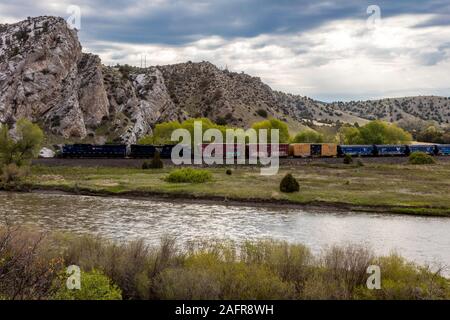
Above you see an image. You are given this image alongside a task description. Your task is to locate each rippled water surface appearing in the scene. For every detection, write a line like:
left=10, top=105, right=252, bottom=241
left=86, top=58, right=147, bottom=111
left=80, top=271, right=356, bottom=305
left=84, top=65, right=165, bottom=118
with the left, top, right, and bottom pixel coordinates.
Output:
left=1, top=192, right=449, bottom=271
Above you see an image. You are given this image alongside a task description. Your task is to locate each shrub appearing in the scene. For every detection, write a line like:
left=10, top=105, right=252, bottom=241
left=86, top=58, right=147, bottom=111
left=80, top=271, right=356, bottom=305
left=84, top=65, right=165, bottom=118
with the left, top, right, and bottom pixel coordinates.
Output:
left=256, top=109, right=268, bottom=118
left=0, top=119, right=44, bottom=166
left=339, top=120, right=412, bottom=145
left=142, top=161, right=150, bottom=170
left=1, top=163, right=27, bottom=184
left=226, top=169, right=232, bottom=175
left=292, top=130, right=324, bottom=143
left=53, top=269, right=122, bottom=300
left=280, top=173, right=299, bottom=193
left=252, top=119, right=290, bottom=143
left=0, top=228, right=64, bottom=300
left=166, top=168, right=212, bottom=183
left=409, top=151, right=435, bottom=165
left=343, top=154, right=353, bottom=164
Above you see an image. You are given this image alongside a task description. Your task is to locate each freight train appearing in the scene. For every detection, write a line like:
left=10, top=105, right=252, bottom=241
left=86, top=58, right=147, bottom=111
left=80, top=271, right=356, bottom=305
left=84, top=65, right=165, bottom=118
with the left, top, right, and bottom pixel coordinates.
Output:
left=57, top=143, right=450, bottom=159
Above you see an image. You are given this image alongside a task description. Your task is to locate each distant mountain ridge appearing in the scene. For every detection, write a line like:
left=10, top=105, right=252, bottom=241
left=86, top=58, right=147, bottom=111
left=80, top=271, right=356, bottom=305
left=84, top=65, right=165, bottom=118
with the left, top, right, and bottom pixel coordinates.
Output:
left=1, top=16, right=449, bottom=144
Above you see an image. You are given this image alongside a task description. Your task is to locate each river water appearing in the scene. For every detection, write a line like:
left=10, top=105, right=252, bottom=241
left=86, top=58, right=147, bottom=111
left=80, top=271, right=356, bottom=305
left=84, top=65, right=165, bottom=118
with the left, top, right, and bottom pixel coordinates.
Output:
left=1, top=192, right=449, bottom=271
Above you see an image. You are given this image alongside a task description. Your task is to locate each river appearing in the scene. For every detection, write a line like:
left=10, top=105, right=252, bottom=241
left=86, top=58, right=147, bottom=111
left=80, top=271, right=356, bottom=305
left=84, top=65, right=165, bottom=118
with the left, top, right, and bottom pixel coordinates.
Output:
left=1, top=192, right=449, bottom=272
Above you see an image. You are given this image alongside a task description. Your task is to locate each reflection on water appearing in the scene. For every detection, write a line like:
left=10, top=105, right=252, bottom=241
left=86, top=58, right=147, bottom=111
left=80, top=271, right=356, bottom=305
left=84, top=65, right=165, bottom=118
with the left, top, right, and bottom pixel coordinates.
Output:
left=1, top=192, right=449, bottom=272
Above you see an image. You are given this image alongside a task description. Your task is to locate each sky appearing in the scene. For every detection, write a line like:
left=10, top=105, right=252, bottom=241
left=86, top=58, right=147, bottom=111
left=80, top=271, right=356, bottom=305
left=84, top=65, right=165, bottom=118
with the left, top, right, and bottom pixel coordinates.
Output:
left=1, top=0, right=450, bottom=102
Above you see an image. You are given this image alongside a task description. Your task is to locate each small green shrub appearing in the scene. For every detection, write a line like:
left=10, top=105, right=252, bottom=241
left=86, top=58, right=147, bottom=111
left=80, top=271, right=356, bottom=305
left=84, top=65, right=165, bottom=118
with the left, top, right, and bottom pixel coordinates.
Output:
left=226, top=169, right=232, bottom=175
left=409, top=151, right=435, bottom=165
left=343, top=154, right=353, bottom=164
left=166, top=168, right=212, bottom=183
left=280, top=173, right=299, bottom=193
left=53, top=269, right=122, bottom=300
left=356, top=159, right=364, bottom=167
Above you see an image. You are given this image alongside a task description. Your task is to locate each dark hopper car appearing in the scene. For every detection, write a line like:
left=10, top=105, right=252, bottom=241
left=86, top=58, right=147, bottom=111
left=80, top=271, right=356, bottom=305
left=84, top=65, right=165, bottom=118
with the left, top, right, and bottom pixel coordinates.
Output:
left=374, top=145, right=408, bottom=156
left=337, top=145, right=375, bottom=157
left=247, top=143, right=290, bottom=158
left=435, top=144, right=450, bottom=156
left=130, top=144, right=179, bottom=159
left=61, top=144, right=127, bottom=158
left=200, top=143, right=245, bottom=159
left=129, top=145, right=157, bottom=158
left=406, top=144, right=436, bottom=155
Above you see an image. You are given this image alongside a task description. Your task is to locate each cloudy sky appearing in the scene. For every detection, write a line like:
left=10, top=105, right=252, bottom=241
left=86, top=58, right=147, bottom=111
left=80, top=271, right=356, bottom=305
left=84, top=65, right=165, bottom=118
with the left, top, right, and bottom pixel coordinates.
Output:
left=1, top=0, right=450, bottom=101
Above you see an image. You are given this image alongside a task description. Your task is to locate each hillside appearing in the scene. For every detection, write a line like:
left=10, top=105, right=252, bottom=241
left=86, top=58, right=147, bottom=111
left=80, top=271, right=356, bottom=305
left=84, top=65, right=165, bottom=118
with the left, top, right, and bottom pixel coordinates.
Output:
left=1, top=16, right=449, bottom=144
left=330, top=96, right=450, bottom=125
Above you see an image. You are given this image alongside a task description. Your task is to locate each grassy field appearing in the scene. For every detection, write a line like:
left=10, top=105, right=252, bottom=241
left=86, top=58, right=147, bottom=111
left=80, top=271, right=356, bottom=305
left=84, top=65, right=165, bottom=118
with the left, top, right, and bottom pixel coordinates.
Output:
left=21, top=160, right=450, bottom=216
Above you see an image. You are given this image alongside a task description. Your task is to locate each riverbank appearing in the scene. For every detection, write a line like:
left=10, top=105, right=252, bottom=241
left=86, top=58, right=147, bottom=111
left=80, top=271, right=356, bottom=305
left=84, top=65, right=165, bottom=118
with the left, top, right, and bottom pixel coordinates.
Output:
left=1, top=227, right=449, bottom=300
left=7, top=161, right=450, bottom=217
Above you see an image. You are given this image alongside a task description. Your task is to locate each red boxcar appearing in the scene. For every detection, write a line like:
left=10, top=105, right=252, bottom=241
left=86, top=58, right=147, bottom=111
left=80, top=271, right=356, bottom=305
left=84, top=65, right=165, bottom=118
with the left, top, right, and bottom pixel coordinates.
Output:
left=247, top=144, right=289, bottom=158
left=200, top=143, right=245, bottom=159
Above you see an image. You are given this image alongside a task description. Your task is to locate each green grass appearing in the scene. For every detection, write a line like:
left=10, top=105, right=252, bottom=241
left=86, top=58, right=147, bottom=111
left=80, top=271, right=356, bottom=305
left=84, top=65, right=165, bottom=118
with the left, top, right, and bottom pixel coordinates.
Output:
left=24, top=162, right=450, bottom=216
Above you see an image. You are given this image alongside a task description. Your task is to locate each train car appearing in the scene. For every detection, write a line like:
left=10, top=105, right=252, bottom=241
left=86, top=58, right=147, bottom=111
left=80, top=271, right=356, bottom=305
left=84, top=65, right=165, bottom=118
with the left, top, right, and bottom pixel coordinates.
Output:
left=157, top=144, right=176, bottom=159
left=374, top=145, right=408, bottom=156
left=320, top=143, right=337, bottom=157
left=435, top=144, right=450, bottom=156
left=62, top=144, right=127, bottom=158
left=248, top=144, right=290, bottom=158
left=310, top=144, right=322, bottom=156
left=337, top=145, right=375, bottom=157
left=310, top=143, right=338, bottom=157
left=130, top=144, right=156, bottom=158
left=289, top=144, right=311, bottom=157
left=406, top=144, right=436, bottom=155
left=200, top=143, right=245, bottom=159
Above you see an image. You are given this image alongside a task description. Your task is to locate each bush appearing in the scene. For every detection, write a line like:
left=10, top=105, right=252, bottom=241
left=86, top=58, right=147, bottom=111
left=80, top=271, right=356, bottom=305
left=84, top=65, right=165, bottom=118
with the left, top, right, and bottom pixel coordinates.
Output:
left=0, top=228, right=64, bottom=300
left=339, top=120, right=412, bottom=145
left=343, top=154, right=353, bottom=164
left=256, top=109, right=268, bottom=118
left=409, top=151, right=435, bottom=165
left=226, top=169, right=232, bottom=175
left=0, top=119, right=44, bottom=166
left=2, top=229, right=450, bottom=300
left=1, top=163, right=27, bottom=184
left=142, top=161, right=149, bottom=169
left=166, top=168, right=212, bottom=183
left=292, top=130, right=324, bottom=143
left=280, top=173, right=299, bottom=193
left=53, top=269, right=122, bottom=300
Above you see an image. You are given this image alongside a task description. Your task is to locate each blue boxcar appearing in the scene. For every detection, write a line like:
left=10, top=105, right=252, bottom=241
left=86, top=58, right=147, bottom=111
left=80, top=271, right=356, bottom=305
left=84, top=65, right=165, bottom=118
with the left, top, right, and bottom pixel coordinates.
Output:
left=62, top=144, right=126, bottom=158
left=130, top=145, right=156, bottom=158
left=337, top=145, right=375, bottom=156
left=407, top=145, right=436, bottom=155
left=375, top=145, right=408, bottom=156
left=435, top=144, right=450, bottom=156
